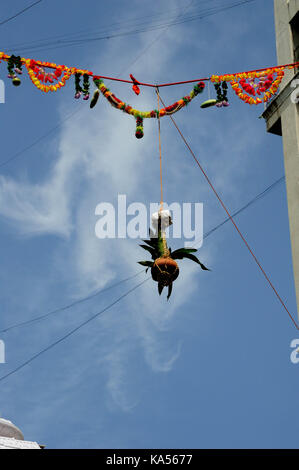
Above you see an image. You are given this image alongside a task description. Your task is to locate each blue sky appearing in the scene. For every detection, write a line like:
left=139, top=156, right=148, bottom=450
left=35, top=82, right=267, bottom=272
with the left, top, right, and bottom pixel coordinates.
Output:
left=0, top=0, right=298, bottom=449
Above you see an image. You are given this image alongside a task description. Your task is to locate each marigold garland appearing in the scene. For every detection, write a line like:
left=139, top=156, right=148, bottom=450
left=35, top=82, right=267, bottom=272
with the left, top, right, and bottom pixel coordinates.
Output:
left=92, top=77, right=205, bottom=121
left=211, top=68, right=285, bottom=105
left=92, top=77, right=206, bottom=137
left=25, top=59, right=74, bottom=92
left=0, top=51, right=298, bottom=122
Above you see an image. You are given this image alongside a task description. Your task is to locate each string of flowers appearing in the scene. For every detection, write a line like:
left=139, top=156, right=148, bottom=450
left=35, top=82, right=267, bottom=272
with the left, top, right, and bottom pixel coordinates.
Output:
left=92, top=77, right=206, bottom=119
left=92, top=77, right=206, bottom=137
left=0, top=51, right=298, bottom=112
left=211, top=68, right=286, bottom=105
left=25, top=59, right=75, bottom=92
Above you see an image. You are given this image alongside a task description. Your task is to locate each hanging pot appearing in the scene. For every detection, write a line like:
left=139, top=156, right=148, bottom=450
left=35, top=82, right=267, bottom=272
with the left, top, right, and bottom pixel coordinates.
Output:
left=151, top=257, right=179, bottom=286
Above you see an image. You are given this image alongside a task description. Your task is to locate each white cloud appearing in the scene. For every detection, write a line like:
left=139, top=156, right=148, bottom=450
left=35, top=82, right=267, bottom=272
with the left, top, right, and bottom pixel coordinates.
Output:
left=0, top=5, right=261, bottom=412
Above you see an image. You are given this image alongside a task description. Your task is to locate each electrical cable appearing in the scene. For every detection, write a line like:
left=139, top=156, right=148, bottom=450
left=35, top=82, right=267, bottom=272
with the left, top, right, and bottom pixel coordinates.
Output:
left=0, top=1, right=43, bottom=27
left=0, top=277, right=149, bottom=383
left=0, top=271, right=144, bottom=334
left=159, top=93, right=299, bottom=330
left=3, top=0, right=255, bottom=55
left=0, top=0, right=195, bottom=169
left=0, top=175, right=286, bottom=334
left=199, top=176, right=286, bottom=243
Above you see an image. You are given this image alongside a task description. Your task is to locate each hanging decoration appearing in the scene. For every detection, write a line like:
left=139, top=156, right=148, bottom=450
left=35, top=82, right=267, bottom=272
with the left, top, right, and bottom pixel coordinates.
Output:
left=214, top=81, right=229, bottom=107
left=130, top=74, right=141, bottom=95
left=0, top=50, right=298, bottom=303
left=138, top=216, right=209, bottom=300
left=0, top=50, right=298, bottom=137
left=92, top=77, right=206, bottom=137
left=200, top=81, right=229, bottom=108
left=210, top=68, right=285, bottom=105
left=90, top=89, right=100, bottom=109
left=135, top=116, right=144, bottom=139
left=74, top=72, right=90, bottom=100
left=25, top=58, right=74, bottom=92
left=7, top=54, right=22, bottom=86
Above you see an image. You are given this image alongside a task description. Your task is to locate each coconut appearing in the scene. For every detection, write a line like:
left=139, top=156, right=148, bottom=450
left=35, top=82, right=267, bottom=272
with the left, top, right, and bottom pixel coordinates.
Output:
left=151, top=257, right=179, bottom=286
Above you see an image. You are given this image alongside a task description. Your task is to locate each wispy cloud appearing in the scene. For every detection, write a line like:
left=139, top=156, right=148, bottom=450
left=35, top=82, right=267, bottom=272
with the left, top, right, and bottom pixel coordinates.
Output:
left=0, top=3, right=263, bottom=414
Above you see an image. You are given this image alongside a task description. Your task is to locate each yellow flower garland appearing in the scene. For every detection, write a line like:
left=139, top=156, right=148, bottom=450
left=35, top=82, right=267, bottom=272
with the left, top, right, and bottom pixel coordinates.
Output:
left=25, top=59, right=75, bottom=92
left=211, top=68, right=285, bottom=105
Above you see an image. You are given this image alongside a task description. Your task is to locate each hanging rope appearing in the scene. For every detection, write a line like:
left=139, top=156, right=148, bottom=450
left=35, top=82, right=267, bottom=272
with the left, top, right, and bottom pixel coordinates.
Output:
left=156, top=87, right=164, bottom=212
left=158, top=94, right=299, bottom=331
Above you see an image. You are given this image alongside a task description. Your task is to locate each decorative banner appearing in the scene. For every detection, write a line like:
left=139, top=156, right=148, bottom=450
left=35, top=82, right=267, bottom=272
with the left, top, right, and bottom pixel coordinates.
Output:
left=0, top=50, right=298, bottom=138
left=26, top=59, right=74, bottom=92
left=210, top=68, right=285, bottom=105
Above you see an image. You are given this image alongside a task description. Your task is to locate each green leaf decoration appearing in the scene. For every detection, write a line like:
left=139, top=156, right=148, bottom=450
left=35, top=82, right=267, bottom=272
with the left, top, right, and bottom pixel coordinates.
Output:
left=167, top=283, right=173, bottom=300
left=171, top=248, right=209, bottom=270
left=139, top=244, right=156, bottom=259
left=182, top=253, right=210, bottom=270
left=158, top=283, right=164, bottom=296
left=142, top=238, right=158, bottom=248
left=138, top=261, right=154, bottom=267
left=200, top=99, right=217, bottom=108
left=170, top=248, right=198, bottom=258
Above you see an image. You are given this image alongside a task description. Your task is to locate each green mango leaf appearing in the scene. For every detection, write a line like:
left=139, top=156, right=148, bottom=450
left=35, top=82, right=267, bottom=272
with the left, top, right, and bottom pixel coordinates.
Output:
left=167, top=283, right=173, bottom=300
left=200, top=99, right=217, bottom=109
left=139, top=244, right=156, bottom=259
left=142, top=238, right=158, bottom=248
left=171, top=250, right=210, bottom=270
left=138, top=261, right=154, bottom=267
left=158, top=283, right=164, bottom=296
left=171, top=248, right=198, bottom=258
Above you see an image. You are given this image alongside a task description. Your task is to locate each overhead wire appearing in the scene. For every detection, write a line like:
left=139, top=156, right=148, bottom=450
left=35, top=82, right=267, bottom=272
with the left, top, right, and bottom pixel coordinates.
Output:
left=159, top=93, right=299, bottom=330
left=0, top=0, right=43, bottom=27
left=0, top=0, right=209, bottom=50
left=0, top=277, right=150, bottom=384
left=0, top=175, right=286, bottom=335
left=0, top=0, right=198, bottom=337
left=3, top=0, right=256, bottom=55
left=195, top=176, right=286, bottom=245
left=0, top=0, right=196, bottom=169
left=0, top=172, right=290, bottom=382
left=0, top=105, right=82, bottom=169
left=0, top=271, right=144, bottom=334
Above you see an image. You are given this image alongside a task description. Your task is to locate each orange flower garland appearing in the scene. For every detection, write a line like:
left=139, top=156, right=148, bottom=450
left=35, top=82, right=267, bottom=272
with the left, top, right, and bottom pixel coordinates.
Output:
left=1, top=50, right=298, bottom=104
left=25, top=59, right=75, bottom=92
left=211, top=68, right=285, bottom=105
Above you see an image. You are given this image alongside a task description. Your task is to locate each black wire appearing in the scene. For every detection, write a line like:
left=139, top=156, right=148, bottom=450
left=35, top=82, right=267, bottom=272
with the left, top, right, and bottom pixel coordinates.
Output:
left=0, top=175, right=285, bottom=334
left=3, top=0, right=255, bottom=55
left=1, top=0, right=207, bottom=50
left=0, top=271, right=144, bottom=334
left=0, top=1, right=197, bottom=169
left=0, top=277, right=149, bottom=384
left=0, top=1, right=43, bottom=27
left=202, top=176, right=285, bottom=241
left=0, top=171, right=285, bottom=383
left=0, top=1, right=256, bottom=170
left=0, top=106, right=82, bottom=169
left=125, top=0, right=195, bottom=73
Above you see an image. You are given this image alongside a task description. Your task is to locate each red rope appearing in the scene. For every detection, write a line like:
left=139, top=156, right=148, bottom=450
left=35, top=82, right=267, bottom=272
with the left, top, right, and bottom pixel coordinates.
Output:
left=159, top=96, right=299, bottom=331
left=13, top=52, right=299, bottom=88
